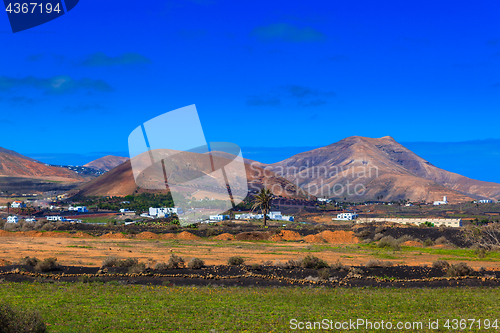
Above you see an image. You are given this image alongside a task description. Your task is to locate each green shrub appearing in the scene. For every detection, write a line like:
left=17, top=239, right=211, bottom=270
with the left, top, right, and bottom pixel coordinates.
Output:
left=285, top=259, right=303, bottom=268
left=475, top=248, right=488, bottom=259
left=365, top=259, right=393, bottom=268
left=227, top=256, right=245, bottom=266
left=128, top=262, right=146, bottom=274
left=396, top=235, right=414, bottom=243
left=377, top=236, right=400, bottom=250
left=19, top=256, right=39, bottom=266
left=118, top=258, right=139, bottom=268
left=302, top=255, right=329, bottom=269
left=187, top=258, right=205, bottom=269
left=206, top=228, right=219, bottom=237
left=355, top=230, right=371, bottom=239
left=34, top=257, right=58, bottom=272
left=251, top=263, right=260, bottom=270
left=432, top=260, right=450, bottom=270
left=102, top=256, right=119, bottom=267
left=423, top=238, right=434, bottom=247
left=331, top=260, right=349, bottom=271
left=154, top=262, right=167, bottom=270
left=318, top=268, right=331, bottom=280
left=0, top=302, right=47, bottom=333
left=435, top=236, right=448, bottom=245
left=168, top=254, right=185, bottom=269
left=446, top=263, right=475, bottom=277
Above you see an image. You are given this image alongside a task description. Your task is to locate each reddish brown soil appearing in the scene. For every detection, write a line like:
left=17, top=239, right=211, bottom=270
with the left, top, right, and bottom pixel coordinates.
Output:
left=100, top=233, right=128, bottom=239
left=135, top=232, right=161, bottom=240
left=318, top=230, right=359, bottom=244
left=176, top=231, right=200, bottom=240
left=304, top=234, right=325, bottom=243
left=212, top=233, right=235, bottom=240
left=0, top=259, right=11, bottom=266
left=403, top=241, right=423, bottom=247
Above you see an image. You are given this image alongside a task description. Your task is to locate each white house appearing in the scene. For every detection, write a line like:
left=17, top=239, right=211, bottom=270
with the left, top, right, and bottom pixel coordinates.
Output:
left=149, top=207, right=184, bottom=218
left=76, top=206, right=88, bottom=212
left=7, top=216, right=18, bottom=223
left=46, top=216, right=63, bottom=221
left=234, top=212, right=294, bottom=222
left=209, top=214, right=230, bottom=221
left=334, top=212, right=359, bottom=221
left=70, top=206, right=88, bottom=212
left=433, top=196, right=448, bottom=206
left=317, top=198, right=332, bottom=204
left=268, top=211, right=294, bottom=221
left=25, top=218, right=36, bottom=222
left=475, top=199, right=494, bottom=204
left=11, top=201, right=25, bottom=208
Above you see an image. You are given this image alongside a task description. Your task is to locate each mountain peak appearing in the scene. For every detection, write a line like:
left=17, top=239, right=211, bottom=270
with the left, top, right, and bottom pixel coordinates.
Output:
left=84, top=155, right=129, bottom=172
left=267, top=136, right=500, bottom=202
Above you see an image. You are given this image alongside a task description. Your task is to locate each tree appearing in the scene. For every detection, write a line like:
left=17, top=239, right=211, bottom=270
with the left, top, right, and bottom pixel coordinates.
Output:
left=6, top=202, right=10, bottom=215
left=251, top=188, right=274, bottom=227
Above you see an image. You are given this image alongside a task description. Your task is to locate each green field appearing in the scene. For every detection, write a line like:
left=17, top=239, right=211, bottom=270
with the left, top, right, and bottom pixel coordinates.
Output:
left=1, top=282, right=500, bottom=332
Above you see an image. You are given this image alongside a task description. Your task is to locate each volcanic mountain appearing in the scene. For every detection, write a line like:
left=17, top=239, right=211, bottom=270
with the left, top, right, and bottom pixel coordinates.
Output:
left=0, top=148, right=85, bottom=182
left=261, top=136, right=500, bottom=203
left=84, top=155, right=129, bottom=172
left=71, top=150, right=309, bottom=200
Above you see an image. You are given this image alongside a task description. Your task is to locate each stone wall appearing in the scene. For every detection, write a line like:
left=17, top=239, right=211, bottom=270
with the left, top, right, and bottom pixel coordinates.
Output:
left=356, top=217, right=462, bottom=228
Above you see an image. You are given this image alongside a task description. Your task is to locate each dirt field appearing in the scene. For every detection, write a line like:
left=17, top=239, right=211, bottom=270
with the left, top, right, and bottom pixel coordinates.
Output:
left=0, top=228, right=497, bottom=270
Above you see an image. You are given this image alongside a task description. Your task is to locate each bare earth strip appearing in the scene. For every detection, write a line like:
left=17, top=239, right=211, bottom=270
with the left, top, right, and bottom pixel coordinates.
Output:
left=0, top=232, right=498, bottom=269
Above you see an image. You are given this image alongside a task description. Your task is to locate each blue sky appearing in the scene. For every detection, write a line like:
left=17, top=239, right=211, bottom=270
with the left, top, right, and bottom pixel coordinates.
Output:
left=0, top=1, right=499, bottom=170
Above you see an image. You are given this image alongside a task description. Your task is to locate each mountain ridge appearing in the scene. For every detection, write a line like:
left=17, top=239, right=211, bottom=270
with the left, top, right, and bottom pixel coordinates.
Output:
left=260, top=136, right=500, bottom=202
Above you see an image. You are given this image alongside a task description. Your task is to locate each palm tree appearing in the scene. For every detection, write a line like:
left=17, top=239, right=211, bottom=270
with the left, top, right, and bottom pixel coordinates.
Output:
left=251, top=188, right=274, bottom=227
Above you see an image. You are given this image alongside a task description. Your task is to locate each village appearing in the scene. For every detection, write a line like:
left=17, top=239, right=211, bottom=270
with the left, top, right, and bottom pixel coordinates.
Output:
left=1, top=191, right=498, bottom=230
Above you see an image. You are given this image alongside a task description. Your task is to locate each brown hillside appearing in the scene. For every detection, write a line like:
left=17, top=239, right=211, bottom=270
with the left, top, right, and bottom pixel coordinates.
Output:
left=0, top=150, right=84, bottom=182
left=84, top=155, right=129, bottom=172
left=71, top=150, right=308, bottom=199
left=263, top=136, right=500, bottom=202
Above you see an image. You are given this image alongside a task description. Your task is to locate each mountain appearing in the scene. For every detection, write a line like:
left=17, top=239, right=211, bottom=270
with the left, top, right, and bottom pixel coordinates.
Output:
left=0, top=148, right=85, bottom=182
left=261, top=136, right=500, bottom=203
left=71, top=150, right=309, bottom=200
left=84, top=155, right=129, bottom=172
left=0, top=147, right=38, bottom=162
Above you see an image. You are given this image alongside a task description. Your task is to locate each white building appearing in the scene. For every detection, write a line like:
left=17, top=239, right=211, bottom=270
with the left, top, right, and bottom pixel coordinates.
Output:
left=334, top=212, right=359, bottom=221
left=11, top=201, right=25, bottom=208
left=69, top=206, right=88, bottom=212
left=209, top=214, right=230, bottom=221
left=475, top=199, right=494, bottom=204
left=25, top=218, right=36, bottom=222
left=149, top=207, right=183, bottom=218
left=46, top=216, right=63, bottom=221
left=356, top=217, right=462, bottom=228
left=433, top=196, right=448, bottom=206
left=317, top=198, right=332, bottom=203
left=234, top=211, right=294, bottom=222
left=268, top=211, right=294, bottom=221
left=7, top=216, right=18, bottom=223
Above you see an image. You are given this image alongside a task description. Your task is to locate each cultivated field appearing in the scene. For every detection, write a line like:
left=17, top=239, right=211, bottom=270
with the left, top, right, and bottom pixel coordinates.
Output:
left=1, top=283, right=499, bottom=332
